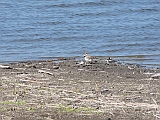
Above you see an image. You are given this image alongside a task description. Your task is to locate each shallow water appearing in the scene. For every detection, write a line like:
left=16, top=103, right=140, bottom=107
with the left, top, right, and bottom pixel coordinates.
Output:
left=0, top=0, right=160, bottom=68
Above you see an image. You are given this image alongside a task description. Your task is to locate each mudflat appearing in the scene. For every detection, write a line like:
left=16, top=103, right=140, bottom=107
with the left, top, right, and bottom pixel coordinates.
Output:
left=0, top=59, right=160, bottom=120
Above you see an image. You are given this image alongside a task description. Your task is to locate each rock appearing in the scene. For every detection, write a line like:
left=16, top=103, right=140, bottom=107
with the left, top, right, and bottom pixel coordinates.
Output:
left=57, top=57, right=67, bottom=60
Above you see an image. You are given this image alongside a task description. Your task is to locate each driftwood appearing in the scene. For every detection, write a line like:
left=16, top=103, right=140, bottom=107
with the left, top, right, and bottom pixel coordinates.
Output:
left=0, top=65, right=11, bottom=69
left=151, top=73, right=160, bottom=79
left=38, top=69, right=54, bottom=76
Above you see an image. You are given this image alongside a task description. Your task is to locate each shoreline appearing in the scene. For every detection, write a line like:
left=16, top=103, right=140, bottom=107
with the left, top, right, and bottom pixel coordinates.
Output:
left=0, top=59, right=160, bottom=120
left=1, top=55, right=159, bottom=69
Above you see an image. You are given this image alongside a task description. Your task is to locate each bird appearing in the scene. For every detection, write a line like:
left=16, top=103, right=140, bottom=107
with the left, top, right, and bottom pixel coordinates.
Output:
left=83, top=52, right=93, bottom=63
left=106, top=57, right=116, bottom=64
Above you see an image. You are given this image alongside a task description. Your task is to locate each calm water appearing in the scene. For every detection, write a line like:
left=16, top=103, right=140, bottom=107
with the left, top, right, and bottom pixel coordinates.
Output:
left=0, top=0, right=160, bottom=68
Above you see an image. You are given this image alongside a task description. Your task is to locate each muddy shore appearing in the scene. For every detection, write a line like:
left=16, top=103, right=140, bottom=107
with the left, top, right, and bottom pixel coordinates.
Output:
left=0, top=58, right=160, bottom=120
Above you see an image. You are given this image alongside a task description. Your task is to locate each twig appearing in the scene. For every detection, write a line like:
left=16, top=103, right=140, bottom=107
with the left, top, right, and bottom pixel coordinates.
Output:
left=121, top=108, right=126, bottom=113
left=152, top=97, right=157, bottom=105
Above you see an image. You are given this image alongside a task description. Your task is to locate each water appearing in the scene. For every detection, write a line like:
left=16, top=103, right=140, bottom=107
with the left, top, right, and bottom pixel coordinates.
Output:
left=0, top=0, right=160, bottom=68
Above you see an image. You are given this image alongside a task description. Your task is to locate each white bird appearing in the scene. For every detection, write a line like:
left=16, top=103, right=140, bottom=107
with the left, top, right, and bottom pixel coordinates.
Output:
left=106, top=57, right=116, bottom=64
left=83, top=52, right=93, bottom=63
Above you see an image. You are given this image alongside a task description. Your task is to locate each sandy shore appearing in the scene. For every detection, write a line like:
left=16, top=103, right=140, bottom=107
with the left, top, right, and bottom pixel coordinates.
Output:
left=0, top=58, right=160, bottom=120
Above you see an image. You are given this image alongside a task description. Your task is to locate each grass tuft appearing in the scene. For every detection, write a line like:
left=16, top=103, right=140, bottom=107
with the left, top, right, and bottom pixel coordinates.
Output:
left=1, top=101, right=26, bottom=105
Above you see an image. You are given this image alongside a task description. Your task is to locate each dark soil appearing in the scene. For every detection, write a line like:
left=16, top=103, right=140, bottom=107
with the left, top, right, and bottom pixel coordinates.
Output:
left=0, top=58, right=160, bottom=120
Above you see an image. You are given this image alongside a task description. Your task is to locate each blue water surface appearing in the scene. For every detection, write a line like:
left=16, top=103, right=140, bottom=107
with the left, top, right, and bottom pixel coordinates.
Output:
left=0, top=0, right=160, bottom=68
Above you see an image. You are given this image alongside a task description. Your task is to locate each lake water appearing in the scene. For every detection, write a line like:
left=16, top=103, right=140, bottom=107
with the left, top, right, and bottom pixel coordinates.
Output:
left=0, top=0, right=160, bottom=68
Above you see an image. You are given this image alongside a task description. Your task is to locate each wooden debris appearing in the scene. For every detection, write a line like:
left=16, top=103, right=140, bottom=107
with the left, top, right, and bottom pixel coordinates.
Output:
left=151, top=73, right=160, bottom=79
left=38, top=69, right=54, bottom=76
left=0, top=65, right=11, bottom=69
left=53, top=66, right=59, bottom=69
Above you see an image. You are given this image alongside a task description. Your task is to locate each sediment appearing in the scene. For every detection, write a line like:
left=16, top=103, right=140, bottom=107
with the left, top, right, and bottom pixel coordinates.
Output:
left=0, top=59, right=160, bottom=120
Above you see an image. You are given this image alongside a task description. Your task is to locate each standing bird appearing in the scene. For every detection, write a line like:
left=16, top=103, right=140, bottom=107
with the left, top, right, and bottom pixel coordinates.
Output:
left=83, top=52, right=93, bottom=63
left=106, top=57, right=116, bottom=64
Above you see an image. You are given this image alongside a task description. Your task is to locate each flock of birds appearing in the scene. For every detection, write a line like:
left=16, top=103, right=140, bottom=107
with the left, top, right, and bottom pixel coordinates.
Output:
left=83, top=52, right=115, bottom=64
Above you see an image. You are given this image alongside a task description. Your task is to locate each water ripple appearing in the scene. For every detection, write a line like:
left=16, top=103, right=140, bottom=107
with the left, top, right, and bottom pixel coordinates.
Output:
left=0, top=0, right=160, bottom=68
